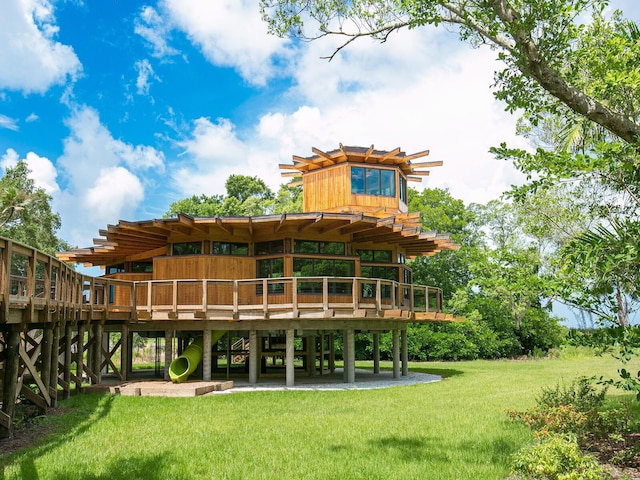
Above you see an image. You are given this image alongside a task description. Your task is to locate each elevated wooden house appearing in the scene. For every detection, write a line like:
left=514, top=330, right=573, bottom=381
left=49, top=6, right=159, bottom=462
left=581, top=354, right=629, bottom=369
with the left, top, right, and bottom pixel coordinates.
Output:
left=58, top=144, right=458, bottom=385
left=0, top=145, right=458, bottom=436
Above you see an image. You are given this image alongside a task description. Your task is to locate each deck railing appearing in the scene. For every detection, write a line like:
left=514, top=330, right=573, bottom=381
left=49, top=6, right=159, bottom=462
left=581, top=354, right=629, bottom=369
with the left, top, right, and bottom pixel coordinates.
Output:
left=132, top=277, right=442, bottom=319
left=0, top=236, right=443, bottom=324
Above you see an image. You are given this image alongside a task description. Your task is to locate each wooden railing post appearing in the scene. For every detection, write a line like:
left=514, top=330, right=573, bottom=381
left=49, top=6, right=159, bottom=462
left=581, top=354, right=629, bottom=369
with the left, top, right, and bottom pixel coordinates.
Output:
left=1, top=240, right=11, bottom=322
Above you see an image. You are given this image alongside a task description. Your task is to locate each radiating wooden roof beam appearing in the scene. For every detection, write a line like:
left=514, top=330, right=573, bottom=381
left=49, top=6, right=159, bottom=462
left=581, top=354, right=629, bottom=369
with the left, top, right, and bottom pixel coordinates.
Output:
left=379, top=147, right=401, bottom=163
left=409, top=160, right=442, bottom=169
left=403, top=150, right=430, bottom=162
left=363, top=145, right=375, bottom=161
left=214, top=217, right=233, bottom=235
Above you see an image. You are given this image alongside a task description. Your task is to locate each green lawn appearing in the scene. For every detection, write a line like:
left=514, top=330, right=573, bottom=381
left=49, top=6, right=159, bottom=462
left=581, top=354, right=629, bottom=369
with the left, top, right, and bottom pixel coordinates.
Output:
left=1, top=353, right=634, bottom=479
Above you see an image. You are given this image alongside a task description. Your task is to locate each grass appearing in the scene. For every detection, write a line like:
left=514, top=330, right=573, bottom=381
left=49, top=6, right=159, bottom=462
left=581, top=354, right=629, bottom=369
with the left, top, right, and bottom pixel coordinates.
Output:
left=1, top=353, right=635, bottom=479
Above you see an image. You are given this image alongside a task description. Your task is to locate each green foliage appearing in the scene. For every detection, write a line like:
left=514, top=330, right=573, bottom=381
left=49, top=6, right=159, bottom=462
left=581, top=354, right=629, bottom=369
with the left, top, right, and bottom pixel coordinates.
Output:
left=165, top=175, right=303, bottom=217
left=511, top=433, right=610, bottom=480
left=0, top=161, right=71, bottom=254
left=508, top=378, right=631, bottom=479
left=261, top=1, right=640, bottom=144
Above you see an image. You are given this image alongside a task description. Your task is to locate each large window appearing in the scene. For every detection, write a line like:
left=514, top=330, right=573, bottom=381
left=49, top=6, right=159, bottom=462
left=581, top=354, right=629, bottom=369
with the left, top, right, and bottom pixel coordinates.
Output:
left=255, top=240, right=284, bottom=255
left=399, top=175, right=407, bottom=204
left=351, top=167, right=396, bottom=197
left=172, top=242, right=202, bottom=256
left=212, top=242, right=249, bottom=255
left=357, top=249, right=393, bottom=263
left=131, top=261, right=153, bottom=273
left=294, top=240, right=345, bottom=255
left=107, top=264, right=125, bottom=275
left=256, top=258, right=284, bottom=294
left=361, top=265, right=399, bottom=299
left=293, top=258, right=355, bottom=294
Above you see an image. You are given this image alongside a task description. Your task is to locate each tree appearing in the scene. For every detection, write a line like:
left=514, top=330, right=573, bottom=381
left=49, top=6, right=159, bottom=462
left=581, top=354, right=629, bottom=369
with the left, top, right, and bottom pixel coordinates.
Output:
left=261, top=0, right=640, bottom=145
left=166, top=175, right=276, bottom=217
left=0, top=161, right=70, bottom=255
left=408, top=187, right=479, bottom=299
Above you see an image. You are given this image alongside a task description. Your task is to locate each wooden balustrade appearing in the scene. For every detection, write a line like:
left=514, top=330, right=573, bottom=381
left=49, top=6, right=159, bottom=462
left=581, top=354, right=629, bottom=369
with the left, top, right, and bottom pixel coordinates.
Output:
left=0, top=236, right=443, bottom=325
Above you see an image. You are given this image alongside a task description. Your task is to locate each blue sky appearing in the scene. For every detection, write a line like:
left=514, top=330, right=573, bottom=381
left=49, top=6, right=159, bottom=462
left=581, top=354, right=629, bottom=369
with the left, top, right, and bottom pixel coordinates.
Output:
left=1, top=0, right=639, bottom=255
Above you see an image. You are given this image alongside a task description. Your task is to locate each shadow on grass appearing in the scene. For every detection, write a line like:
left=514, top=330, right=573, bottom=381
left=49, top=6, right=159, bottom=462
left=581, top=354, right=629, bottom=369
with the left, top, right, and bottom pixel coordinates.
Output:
left=0, top=393, right=114, bottom=476
left=370, top=435, right=451, bottom=462
left=25, top=453, right=174, bottom=480
left=408, top=366, right=464, bottom=379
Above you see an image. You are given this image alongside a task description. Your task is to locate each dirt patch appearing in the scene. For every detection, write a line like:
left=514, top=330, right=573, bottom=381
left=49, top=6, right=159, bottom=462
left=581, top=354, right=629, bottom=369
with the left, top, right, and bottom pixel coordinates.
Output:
left=0, top=406, right=69, bottom=458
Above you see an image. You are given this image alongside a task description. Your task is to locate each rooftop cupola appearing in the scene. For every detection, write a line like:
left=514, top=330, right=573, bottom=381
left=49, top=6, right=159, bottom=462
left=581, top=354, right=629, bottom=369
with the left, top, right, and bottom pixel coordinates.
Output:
left=280, top=144, right=442, bottom=217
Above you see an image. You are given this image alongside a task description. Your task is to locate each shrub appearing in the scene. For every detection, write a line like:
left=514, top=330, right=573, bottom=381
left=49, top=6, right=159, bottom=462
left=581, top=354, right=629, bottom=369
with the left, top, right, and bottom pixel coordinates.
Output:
left=511, top=433, right=611, bottom=480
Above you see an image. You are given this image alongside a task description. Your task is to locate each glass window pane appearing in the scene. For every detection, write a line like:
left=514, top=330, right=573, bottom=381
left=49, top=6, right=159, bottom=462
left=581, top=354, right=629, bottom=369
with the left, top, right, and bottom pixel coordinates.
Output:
left=365, top=168, right=380, bottom=195
left=172, top=242, right=201, bottom=255
left=357, top=250, right=373, bottom=261
left=321, top=242, right=345, bottom=255
left=294, top=240, right=319, bottom=254
left=380, top=169, right=395, bottom=197
left=373, top=250, right=392, bottom=262
left=351, top=167, right=365, bottom=194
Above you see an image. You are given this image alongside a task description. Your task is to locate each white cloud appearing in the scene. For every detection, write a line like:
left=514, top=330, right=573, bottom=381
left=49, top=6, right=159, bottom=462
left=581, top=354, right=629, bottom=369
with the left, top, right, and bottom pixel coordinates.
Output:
left=54, top=105, right=166, bottom=246
left=168, top=29, right=528, bottom=210
left=171, top=117, right=247, bottom=196
left=134, top=5, right=180, bottom=59
left=0, top=0, right=81, bottom=93
left=161, top=0, right=289, bottom=85
left=0, top=114, right=19, bottom=131
left=1, top=148, right=59, bottom=194
left=134, top=59, right=159, bottom=95
left=25, top=113, right=39, bottom=123
left=85, top=166, right=145, bottom=220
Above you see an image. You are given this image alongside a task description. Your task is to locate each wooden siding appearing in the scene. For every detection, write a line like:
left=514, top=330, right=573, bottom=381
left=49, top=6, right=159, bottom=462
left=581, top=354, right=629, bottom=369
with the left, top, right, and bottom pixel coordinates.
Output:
left=303, top=164, right=350, bottom=212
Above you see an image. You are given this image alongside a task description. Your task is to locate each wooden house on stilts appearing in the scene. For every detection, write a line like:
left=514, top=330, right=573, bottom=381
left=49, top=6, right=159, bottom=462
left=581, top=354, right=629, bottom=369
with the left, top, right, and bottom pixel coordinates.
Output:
left=0, top=145, right=458, bottom=437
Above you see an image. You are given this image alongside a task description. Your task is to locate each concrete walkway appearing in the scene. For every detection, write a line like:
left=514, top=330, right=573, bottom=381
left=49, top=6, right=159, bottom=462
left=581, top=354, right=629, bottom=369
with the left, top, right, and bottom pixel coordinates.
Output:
left=220, top=369, right=442, bottom=393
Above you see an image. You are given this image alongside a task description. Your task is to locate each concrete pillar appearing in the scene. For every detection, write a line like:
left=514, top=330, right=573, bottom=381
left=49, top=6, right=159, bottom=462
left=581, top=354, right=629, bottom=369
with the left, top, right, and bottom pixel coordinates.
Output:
left=309, top=335, right=317, bottom=376
left=285, top=329, right=295, bottom=387
left=202, top=329, right=212, bottom=381
left=344, top=329, right=355, bottom=383
left=392, top=329, right=400, bottom=379
left=75, top=323, right=85, bottom=392
left=373, top=332, right=380, bottom=374
left=164, top=330, right=173, bottom=381
left=401, top=329, right=408, bottom=377
left=1, top=328, right=21, bottom=439
left=249, top=330, right=258, bottom=385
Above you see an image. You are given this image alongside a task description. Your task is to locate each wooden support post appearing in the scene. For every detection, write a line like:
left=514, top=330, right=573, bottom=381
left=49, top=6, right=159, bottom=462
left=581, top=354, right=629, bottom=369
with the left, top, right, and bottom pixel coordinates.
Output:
left=285, top=328, right=295, bottom=387
left=401, top=329, right=408, bottom=377
left=75, top=323, right=85, bottom=392
left=1, top=328, right=21, bottom=439
left=63, top=322, right=72, bottom=399
left=392, top=329, right=400, bottom=380
left=120, top=324, right=130, bottom=381
left=92, top=324, right=103, bottom=384
left=202, top=329, right=211, bottom=381
left=344, top=329, right=355, bottom=384
left=248, top=329, right=258, bottom=385
left=50, top=323, right=61, bottom=407
left=373, top=332, right=380, bottom=374
left=164, top=330, right=173, bottom=381
left=40, top=324, right=54, bottom=393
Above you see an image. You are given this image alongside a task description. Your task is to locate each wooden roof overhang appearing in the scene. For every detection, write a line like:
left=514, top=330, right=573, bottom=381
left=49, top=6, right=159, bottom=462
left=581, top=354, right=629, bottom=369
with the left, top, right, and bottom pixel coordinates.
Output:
left=57, top=212, right=459, bottom=267
left=279, top=144, right=443, bottom=186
